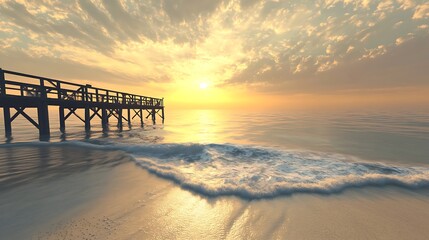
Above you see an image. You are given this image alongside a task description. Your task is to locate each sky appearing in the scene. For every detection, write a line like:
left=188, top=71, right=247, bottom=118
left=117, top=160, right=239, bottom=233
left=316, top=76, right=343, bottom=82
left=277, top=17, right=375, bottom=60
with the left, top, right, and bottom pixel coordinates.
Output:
left=0, top=0, right=428, bottom=110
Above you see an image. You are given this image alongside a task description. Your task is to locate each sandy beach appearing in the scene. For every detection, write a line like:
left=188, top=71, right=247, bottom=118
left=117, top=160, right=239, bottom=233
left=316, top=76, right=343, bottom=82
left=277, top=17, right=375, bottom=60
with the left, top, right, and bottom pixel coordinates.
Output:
left=2, top=159, right=428, bottom=240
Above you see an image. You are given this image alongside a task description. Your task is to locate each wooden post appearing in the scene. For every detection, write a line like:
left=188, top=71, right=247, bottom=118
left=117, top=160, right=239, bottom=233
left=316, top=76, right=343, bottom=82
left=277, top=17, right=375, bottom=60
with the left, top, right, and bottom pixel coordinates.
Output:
left=59, top=106, right=65, bottom=133
left=38, top=79, right=50, bottom=136
left=118, top=109, right=123, bottom=130
left=102, top=108, right=108, bottom=130
left=85, top=84, right=90, bottom=102
left=84, top=86, right=90, bottom=131
left=139, top=108, right=143, bottom=127
left=0, top=68, right=5, bottom=96
left=161, top=107, right=165, bottom=124
left=37, top=105, right=50, bottom=137
left=57, top=82, right=65, bottom=133
left=122, top=93, right=126, bottom=105
left=127, top=108, right=131, bottom=125
left=151, top=108, right=156, bottom=125
left=3, top=107, right=11, bottom=137
left=56, top=82, right=61, bottom=99
left=95, top=89, right=99, bottom=102
left=0, top=69, right=11, bottom=136
left=85, top=107, right=90, bottom=131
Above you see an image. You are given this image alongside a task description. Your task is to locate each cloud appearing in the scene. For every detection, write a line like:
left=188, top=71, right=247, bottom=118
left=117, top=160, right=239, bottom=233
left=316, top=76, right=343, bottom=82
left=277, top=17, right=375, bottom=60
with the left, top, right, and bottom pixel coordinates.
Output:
left=413, top=2, right=429, bottom=19
left=161, top=0, right=224, bottom=22
left=0, top=0, right=428, bottom=96
left=225, top=0, right=429, bottom=93
left=0, top=49, right=130, bottom=84
left=253, top=34, right=429, bottom=94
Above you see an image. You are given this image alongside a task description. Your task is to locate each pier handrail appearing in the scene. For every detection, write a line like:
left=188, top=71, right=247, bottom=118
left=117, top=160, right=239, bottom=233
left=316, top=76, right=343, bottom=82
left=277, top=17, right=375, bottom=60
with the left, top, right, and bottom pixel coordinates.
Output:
left=0, top=69, right=164, bottom=107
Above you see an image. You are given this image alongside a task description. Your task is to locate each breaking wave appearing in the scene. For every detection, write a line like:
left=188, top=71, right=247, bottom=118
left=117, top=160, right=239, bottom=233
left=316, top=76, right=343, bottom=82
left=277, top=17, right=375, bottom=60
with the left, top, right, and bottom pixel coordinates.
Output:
left=3, top=141, right=429, bottom=198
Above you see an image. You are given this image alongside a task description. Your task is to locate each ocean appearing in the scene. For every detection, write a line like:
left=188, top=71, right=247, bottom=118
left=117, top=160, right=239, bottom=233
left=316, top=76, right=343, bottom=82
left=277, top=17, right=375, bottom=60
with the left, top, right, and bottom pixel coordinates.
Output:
left=1, top=108, right=429, bottom=238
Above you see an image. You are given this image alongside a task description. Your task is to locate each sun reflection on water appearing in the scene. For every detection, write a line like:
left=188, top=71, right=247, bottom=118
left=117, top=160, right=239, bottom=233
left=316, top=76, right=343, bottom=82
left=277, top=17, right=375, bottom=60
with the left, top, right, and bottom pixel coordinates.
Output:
left=163, top=110, right=236, bottom=144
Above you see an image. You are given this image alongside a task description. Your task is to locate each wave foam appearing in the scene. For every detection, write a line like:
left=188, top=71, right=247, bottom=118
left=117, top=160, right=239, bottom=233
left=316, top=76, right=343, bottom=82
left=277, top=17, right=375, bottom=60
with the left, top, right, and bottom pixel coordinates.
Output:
left=3, top=141, right=429, bottom=198
left=125, top=143, right=429, bottom=198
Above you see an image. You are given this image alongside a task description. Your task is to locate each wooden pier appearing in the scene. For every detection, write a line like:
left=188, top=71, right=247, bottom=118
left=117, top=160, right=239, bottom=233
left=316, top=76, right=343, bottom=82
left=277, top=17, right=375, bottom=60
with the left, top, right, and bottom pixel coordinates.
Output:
left=0, top=68, right=164, bottom=137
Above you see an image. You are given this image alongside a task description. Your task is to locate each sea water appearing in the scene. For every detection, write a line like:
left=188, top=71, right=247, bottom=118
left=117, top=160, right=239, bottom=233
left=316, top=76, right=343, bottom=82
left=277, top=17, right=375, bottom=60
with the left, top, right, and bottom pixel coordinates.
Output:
left=0, top=108, right=429, bottom=199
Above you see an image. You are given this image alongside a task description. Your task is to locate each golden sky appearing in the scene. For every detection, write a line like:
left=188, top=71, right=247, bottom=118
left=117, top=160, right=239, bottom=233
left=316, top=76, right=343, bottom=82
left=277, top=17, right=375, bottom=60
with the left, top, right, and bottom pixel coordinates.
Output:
left=1, top=0, right=428, bottom=110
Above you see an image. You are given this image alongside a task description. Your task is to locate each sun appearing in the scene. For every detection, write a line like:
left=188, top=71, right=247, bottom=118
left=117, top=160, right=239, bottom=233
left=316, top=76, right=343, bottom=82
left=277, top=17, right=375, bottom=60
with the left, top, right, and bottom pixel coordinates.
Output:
left=199, top=82, right=208, bottom=89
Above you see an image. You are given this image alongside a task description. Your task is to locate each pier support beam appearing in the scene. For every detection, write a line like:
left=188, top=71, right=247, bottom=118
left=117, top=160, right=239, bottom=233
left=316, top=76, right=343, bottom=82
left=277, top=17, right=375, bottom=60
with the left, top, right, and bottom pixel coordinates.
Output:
left=127, top=108, right=131, bottom=125
left=161, top=108, right=165, bottom=124
left=151, top=108, right=156, bottom=125
left=118, top=108, right=123, bottom=130
left=85, top=107, right=90, bottom=132
left=140, top=109, right=143, bottom=127
left=37, top=104, right=50, bottom=136
left=38, top=79, right=50, bottom=137
left=3, top=107, right=11, bottom=137
left=102, top=108, right=108, bottom=130
left=1, top=69, right=11, bottom=136
left=59, top=106, right=65, bottom=133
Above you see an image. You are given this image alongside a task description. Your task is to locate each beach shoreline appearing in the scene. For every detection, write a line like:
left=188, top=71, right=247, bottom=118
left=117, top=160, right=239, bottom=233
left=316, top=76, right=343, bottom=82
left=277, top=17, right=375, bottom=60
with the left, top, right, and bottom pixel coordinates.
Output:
left=2, top=160, right=428, bottom=239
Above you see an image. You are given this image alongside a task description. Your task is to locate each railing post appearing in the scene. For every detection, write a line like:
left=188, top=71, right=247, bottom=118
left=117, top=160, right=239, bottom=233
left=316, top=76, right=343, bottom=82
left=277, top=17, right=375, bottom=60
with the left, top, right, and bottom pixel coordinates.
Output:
left=81, top=86, right=85, bottom=101
left=84, top=85, right=88, bottom=102
left=56, top=82, right=61, bottom=99
left=56, top=82, right=65, bottom=133
left=38, top=78, right=50, bottom=137
left=85, top=84, right=92, bottom=102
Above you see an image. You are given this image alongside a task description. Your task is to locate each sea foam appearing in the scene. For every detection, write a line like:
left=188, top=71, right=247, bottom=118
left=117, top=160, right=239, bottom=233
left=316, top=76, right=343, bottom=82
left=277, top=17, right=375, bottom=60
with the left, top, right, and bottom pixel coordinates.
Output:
left=3, top=141, right=429, bottom=198
left=127, top=143, right=429, bottom=198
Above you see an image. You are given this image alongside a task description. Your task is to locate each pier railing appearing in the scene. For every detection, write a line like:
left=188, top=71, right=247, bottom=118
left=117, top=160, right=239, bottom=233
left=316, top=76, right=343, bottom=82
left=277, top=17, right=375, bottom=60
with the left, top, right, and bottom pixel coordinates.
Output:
left=0, top=69, right=163, bottom=107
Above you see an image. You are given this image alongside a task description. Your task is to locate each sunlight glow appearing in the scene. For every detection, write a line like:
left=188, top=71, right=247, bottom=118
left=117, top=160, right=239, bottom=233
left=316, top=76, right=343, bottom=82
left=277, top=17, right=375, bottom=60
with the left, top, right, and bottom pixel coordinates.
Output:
left=199, top=82, right=208, bottom=89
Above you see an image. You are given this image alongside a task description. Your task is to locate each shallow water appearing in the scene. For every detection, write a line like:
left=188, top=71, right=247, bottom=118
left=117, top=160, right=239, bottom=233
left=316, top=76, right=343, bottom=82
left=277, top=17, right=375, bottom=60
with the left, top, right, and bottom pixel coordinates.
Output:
left=0, top=108, right=428, bottom=199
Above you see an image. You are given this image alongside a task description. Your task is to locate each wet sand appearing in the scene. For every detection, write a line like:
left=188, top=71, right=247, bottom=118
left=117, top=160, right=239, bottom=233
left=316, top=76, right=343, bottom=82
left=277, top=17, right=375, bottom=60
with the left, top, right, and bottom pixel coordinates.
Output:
left=2, top=162, right=428, bottom=239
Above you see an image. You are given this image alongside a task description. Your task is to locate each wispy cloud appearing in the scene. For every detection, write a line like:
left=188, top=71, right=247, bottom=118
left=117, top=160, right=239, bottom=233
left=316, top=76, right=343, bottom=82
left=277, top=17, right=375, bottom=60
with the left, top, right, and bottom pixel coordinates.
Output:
left=0, top=0, right=428, bottom=94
